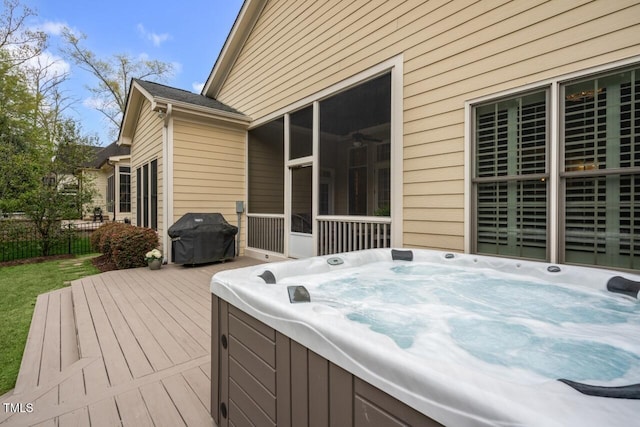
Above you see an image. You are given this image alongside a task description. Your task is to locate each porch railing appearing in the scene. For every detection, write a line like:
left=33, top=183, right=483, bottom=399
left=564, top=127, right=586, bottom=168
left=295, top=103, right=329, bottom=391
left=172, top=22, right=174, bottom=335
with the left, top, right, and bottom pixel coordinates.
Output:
left=317, top=216, right=391, bottom=256
left=247, top=214, right=285, bottom=254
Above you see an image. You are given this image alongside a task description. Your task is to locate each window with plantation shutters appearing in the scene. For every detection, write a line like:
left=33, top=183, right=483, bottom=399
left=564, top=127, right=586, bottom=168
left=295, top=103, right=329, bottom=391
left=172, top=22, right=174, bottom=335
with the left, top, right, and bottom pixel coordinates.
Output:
left=562, top=68, right=640, bottom=270
left=473, top=91, right=548, bottom=260
left=471, top=64, right=640, bottom=271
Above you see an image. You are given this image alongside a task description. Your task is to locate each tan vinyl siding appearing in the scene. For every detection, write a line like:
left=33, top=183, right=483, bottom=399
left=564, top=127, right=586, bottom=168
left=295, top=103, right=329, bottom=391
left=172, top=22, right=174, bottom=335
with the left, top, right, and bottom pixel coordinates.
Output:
left=130, top=99, right=163, bottom=238
left=172, top=116, right=246, bottom=253
left=88, top=169, right=108, bottom=217
left=216, top=0, right=640, bottom=252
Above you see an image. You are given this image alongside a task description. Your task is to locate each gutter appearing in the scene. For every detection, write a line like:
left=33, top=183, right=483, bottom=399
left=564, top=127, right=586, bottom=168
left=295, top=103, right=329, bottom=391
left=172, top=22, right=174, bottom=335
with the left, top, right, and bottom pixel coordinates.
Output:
left=161, top=103, right=174, bottom=263
left=153, top=97, right=251, bottom=125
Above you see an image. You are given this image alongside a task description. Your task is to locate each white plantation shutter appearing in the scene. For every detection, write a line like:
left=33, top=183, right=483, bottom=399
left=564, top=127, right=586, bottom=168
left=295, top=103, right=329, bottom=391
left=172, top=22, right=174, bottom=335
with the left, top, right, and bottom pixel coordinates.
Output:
left=562, top=68, right=640, bottom=269
left=473, top=91, right=548, bottom=259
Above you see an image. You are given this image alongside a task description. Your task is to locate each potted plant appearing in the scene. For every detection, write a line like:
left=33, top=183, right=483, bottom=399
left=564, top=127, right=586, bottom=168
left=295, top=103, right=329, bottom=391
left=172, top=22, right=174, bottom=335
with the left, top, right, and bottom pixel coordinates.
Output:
left=145, top=249, right=163, bottom=270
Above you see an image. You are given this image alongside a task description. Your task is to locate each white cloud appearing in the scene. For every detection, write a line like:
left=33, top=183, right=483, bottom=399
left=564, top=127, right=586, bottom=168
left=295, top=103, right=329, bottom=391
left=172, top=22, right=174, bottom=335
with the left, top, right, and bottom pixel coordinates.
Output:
left=82, top=97, right=105, bottom=110
left=137, top=23, right=171, bottom=47
left=38, top=21, right=67, bottom=36
left=24, top=50, right=71, bottom=79
left=192, top=82, right=204, bottom=93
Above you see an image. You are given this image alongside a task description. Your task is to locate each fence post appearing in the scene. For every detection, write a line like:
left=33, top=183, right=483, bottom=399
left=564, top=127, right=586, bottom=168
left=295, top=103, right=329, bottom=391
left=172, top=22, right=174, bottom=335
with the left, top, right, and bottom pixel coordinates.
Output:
left=68, top=223, right=72, bottom=255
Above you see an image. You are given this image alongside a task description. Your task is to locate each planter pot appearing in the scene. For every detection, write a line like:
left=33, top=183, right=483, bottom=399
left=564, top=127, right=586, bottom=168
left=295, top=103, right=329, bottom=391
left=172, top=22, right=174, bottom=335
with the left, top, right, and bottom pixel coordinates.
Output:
left=148, top=259, right=162, bottom=270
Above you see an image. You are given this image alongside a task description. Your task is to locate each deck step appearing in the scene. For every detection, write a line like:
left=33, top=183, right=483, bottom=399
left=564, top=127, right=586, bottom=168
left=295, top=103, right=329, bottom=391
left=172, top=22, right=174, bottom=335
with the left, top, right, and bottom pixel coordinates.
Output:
left=13, top=287, right=79, bottom=395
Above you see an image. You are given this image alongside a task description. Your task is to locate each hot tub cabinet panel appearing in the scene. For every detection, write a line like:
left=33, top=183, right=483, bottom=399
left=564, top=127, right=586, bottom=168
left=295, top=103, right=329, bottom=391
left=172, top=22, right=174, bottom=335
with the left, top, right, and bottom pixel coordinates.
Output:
left=211, top=295, right=442, bottom=427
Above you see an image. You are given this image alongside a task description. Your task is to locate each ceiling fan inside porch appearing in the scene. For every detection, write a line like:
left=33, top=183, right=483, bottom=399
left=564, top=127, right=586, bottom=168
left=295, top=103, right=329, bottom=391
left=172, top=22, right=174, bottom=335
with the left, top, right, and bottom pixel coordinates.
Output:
left=351, top=132, right=382, bottom=143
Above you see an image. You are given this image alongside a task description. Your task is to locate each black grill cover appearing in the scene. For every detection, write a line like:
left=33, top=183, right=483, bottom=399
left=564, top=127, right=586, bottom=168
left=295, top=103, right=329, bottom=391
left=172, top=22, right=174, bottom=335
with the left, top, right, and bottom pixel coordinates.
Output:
left=168, top=213, right=237, bottom=265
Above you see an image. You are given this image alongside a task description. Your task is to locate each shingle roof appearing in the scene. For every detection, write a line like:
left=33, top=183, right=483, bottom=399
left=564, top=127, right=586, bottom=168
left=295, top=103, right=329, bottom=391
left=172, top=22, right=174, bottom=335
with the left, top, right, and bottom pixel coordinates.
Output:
left=88, top=141, right=131, bottom=168
left=134, top=79, right=243, bottom=115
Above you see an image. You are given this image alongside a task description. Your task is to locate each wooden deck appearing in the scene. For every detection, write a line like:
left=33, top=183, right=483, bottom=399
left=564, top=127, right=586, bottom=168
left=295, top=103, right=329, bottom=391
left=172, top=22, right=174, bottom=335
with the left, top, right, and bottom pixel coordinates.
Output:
left=0, top=257, right=263, bottom=427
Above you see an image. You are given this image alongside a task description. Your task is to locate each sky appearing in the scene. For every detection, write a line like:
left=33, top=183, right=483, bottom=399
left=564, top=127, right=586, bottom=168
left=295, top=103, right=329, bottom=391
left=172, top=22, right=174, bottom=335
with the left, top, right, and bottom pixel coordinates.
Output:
left=22, top=0, right=244, bottom=146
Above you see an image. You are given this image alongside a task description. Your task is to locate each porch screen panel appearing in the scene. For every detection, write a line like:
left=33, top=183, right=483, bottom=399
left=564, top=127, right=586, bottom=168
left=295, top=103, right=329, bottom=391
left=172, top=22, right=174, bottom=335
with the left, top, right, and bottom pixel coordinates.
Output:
left=319, top=73, right=391, bottom=216
left=151, top=159, right=157, bottom=230
left=248, top=118, right=284, bottom=214
left=290, top=106, right=312, bottom=159
left=563, top=68, right=640, bottom=269
left=473, top=91, right=548, bottom=260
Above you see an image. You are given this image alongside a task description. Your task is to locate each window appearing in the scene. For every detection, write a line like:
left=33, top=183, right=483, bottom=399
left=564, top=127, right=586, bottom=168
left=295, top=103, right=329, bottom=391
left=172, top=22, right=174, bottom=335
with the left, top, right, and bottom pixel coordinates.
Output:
left=473, top=91, right=548, bottom=260
left=136, top=168, right=142, bottom=225
left=562, top=68, right=640, bottom=269
left=136, top=161, right=158, bottom=230
left=143, top=164, right=149, bottom=227
left=471, top=64, right=640, bottom=270
left=119, top=166, right=131, bottom=213
left=107, top=174, right=115, bottom=213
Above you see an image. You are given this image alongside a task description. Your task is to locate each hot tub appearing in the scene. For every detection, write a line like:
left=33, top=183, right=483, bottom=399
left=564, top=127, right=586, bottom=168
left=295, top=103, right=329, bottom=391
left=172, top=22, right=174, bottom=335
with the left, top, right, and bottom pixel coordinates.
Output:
left=210, top=249, right=640, bottom=426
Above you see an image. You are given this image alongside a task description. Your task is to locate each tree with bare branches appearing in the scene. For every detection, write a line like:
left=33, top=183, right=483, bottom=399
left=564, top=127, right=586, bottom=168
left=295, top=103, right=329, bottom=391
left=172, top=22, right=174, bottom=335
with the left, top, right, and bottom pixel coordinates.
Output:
left=60, top=28, right=174, bottom=138
left=0, top=0, right=46, bottom=68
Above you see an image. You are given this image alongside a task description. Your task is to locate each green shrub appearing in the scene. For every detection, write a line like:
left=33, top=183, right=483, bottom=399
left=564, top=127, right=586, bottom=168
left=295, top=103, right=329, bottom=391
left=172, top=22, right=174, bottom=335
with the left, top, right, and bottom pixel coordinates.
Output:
left=90, top=222, right=121, bottom=251
left=97, top=222, right=129, bottom=257
left=110, top=226, right=159, bottom=269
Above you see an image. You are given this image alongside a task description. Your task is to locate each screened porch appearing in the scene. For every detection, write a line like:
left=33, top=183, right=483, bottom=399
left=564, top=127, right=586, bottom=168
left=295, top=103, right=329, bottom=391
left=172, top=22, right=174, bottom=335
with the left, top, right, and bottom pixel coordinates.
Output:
left=246, top=73, right=395, bottom=258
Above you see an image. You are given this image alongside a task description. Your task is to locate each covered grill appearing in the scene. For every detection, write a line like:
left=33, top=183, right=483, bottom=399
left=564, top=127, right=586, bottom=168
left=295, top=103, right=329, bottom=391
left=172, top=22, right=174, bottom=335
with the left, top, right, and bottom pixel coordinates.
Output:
left=168, top=213, right=237, bottom=265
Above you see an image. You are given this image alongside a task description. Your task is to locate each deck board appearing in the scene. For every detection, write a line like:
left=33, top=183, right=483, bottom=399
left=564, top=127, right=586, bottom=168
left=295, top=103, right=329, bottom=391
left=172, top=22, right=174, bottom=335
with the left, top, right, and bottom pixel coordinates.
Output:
left=104, top=276, right=174, bottom=372
left=81, top=276, right=132, bottom=386
left=14, top=293, right=48, bottom=394
left=57, top=407, right=89, bottom=427
left=162, top=373, right=213, bottom=426
left=139, top=381, right=187, bottom=427
left=39, top=291, right=61, bottom=385
left=121, top=272, right=207, bottom=358
left=92, top=275, right=154, bottom=379
left=88, top=397, right=120, bottom=427
left=114, top=389, right=154, bottom=427
left=182, top=366, right=211, bottom=410
left=60, top=288, right=79, bottom=370
left=1, top=257, right=263, bottom=427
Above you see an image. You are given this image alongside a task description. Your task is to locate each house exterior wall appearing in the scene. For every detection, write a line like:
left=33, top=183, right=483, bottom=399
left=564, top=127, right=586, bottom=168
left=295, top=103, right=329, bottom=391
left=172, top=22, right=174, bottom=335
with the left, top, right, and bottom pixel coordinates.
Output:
left=87, top=168, right=108, bottom=218
left=215, top=0, right=640, bottom=252
left=130, top=99, right=164, bottom=243
left=172, top=114, right=247, bottom=254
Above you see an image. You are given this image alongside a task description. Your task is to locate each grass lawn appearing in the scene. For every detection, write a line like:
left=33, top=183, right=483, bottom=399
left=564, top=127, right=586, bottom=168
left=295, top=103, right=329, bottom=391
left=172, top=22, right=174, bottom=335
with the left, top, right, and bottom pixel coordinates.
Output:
left=0, top=255, right=100, bottom=396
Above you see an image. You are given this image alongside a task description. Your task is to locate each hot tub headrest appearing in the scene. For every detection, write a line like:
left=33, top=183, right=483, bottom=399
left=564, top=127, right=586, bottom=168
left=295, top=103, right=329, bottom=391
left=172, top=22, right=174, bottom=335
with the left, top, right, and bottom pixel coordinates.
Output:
left=559, top=379, right=640, bottom=399
left=258, top=270, right=277, bottom=284
left=606, top=276, right=640, bottom=298
left=392, top=249, right=413, bottom=261
left=288, top=285, right=310, bottom=303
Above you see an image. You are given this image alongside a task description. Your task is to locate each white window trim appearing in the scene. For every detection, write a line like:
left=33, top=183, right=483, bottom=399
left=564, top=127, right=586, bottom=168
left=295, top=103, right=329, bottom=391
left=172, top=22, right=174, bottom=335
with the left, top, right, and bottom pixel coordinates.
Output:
left=464, top=55, right=640, bottom=263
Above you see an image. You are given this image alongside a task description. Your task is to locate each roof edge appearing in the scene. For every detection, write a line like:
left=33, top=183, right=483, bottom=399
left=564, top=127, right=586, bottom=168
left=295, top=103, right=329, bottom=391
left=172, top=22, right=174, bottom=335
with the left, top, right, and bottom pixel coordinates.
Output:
left=202, top=0, right=267, bottom=98
left=118, top=79, right=153, bottom=145
left=153, top=97, right=251, bottom=123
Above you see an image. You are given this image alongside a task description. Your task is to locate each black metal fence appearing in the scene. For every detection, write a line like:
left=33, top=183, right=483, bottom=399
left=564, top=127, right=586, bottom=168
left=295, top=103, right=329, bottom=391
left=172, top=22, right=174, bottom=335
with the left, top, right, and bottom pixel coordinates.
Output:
left=0, top=219, right=115, bottom=263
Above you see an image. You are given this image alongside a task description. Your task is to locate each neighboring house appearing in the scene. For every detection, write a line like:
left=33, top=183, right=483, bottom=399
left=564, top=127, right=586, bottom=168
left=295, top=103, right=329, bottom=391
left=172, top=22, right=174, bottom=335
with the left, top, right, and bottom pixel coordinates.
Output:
left=119, top=0, right=640, bottom=271
left=84, top=142, right=131, bottom=221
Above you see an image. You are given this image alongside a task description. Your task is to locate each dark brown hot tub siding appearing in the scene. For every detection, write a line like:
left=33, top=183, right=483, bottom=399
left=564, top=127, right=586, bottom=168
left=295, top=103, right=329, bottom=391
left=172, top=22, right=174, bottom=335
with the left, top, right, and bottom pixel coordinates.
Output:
left=211, top=295, right=443, bottom=427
